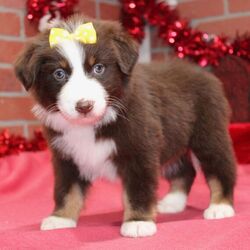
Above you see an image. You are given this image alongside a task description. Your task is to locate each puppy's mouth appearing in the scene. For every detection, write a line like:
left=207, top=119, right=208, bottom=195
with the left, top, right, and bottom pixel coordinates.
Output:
left=58, top=108, right=107, bottom=126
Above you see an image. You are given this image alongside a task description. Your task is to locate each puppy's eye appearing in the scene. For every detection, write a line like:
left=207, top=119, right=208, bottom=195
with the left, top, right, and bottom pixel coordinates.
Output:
left=93, top=64, right=105, bottom=75
left=53, top=69, right=67, bottom=82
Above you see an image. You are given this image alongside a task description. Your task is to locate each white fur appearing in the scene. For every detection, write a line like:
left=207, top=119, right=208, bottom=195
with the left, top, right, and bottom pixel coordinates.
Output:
left=120, top=221, right=157, bottom=238
left=33, top=105, right=118, bottom=181
left=56, top=40, right=107, bottom=121
left=32, top=105, right=72, bottom=132
left=41, top=216, right=76, bottom=230
left=32, top=105, right=117, bottom=132
left=157, top=191, right=187, bottom=213
left=97, top=106, right=118, bottom=127
left=52, top=126, right=117, bottom=181
left=203, top=204, right=235, bottom=219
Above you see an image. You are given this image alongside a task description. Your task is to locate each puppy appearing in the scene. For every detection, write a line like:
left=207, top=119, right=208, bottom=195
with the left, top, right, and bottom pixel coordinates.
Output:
left=15, top=15, right=236, bottom=237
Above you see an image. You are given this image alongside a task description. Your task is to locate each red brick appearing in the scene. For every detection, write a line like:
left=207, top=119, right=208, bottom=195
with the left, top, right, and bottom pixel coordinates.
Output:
left=77, top=0, right=96, bottom=18
left=0, top=0, right=25, bottom=9
left=0, top=41, right=24, bottom=64
left=24, top=18, right=39, bottom=37
left=197, top=16, right=250, bottom=37
left=100, top=3, right=120, bottom=21
left=0, top=13, right=20, bottom=36
left=228, top=0, right=250, bottom=13
left=0, top=97, right=35, bottom=120
left=0, top=125, right=24, bottom=136
left=151, top=52, right=166, bottom=61
left=0, top=68, right=22, bottom=91
left=177, top=0, right=224, bottom=19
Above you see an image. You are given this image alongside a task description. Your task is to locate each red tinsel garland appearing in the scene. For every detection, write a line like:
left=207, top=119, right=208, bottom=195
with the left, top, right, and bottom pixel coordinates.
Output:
left=121, top=0, right=250, bottom=67
left=26, top=0, right=78, bottom=22
left=0, top=130, right=47, bottom=158
left=26, top=0, right=250, bottom=67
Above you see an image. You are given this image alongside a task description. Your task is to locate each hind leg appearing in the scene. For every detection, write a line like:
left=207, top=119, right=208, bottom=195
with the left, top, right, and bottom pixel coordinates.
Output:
left=191, top=127, right=236, bottom=219
left=158, top=154, right=196, bottom=213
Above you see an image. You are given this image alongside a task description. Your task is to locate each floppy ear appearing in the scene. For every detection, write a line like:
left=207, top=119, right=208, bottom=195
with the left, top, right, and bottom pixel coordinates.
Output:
left=112, top=28, right=139, bottom=75
left=14, top=42, right=39, bottom=91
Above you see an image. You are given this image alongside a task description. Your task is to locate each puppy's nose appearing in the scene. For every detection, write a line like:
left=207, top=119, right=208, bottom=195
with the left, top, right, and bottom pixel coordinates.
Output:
left=75, top=100, right=94, bottom=115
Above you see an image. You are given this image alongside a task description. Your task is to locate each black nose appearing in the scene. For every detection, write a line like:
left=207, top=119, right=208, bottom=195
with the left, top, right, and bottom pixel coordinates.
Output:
left=75, top=100, right=94, bottom=115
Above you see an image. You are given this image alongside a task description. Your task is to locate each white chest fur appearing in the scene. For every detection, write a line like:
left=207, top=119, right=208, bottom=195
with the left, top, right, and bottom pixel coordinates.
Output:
left=52, top=126, right=117, bottom=181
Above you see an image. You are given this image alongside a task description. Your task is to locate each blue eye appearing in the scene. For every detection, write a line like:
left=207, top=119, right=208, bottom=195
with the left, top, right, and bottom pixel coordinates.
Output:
left=53, top=68, right=67, bottom=81
left=93, top=64, right=105, bottom=75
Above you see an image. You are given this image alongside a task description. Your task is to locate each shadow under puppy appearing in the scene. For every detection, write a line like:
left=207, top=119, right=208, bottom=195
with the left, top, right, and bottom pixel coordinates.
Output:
left=15, top=15, right=236, bottom=237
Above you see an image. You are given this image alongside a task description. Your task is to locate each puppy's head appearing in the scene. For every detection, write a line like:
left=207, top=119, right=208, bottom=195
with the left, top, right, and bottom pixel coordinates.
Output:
left=15, top=15, right=138, bottom=127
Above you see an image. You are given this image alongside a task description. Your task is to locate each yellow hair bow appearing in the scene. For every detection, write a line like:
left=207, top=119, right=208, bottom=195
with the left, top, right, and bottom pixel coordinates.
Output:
left=49, top=22, right=97, bottom=48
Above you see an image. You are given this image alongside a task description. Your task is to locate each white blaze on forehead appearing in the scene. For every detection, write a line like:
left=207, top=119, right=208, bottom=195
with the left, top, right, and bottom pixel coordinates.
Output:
left=55, top=40, right=107, bottom=120
left=56, top=40, right=84, bottom=69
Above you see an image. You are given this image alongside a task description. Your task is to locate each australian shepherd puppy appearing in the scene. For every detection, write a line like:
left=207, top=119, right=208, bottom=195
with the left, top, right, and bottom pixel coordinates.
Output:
left=15, top=15, right=236, bottom=237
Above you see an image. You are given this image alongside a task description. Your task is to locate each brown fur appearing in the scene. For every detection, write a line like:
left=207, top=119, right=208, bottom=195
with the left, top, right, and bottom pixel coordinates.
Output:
left=123, top=192, right=156, bottom=221
left=208, top=178, right=233, bottom=204
left=54, top=184, right=83, bottom=220
left=15, top=15, right=236, bottom=226
left=165, top=154, right=196, bottom=194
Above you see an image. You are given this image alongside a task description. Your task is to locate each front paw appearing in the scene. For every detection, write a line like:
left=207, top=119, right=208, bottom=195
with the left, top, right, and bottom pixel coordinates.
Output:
left=203, top=204, right=235, bottom=220
left=120, top=221, right=157, bottom=238
left=40, top=216, right=77, bottom=230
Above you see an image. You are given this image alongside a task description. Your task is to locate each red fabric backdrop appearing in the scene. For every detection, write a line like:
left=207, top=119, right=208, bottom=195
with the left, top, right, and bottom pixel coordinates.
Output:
left=214, top=56, right=250, bottom=122
left=0, top=123, right=249, bottom=249
left=230, top=123, right=250, bottom=164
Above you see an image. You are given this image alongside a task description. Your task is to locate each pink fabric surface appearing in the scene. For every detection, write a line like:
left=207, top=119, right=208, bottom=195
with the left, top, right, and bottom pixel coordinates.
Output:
left=0, top=151, right=250, bottom=249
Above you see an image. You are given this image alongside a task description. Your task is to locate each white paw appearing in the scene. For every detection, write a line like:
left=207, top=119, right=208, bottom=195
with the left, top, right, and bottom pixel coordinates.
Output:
left=120, top=221, right=157, bottom=238
left=157, top=191, right=187, bottom=213
left=203, top=204, right=235, bottom=220
left=40, top=216, right=77, bottom=230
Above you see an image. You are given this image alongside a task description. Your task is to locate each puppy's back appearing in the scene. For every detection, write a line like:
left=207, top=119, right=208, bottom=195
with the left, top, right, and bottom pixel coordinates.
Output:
left=135, top=58, right=230, bottom=122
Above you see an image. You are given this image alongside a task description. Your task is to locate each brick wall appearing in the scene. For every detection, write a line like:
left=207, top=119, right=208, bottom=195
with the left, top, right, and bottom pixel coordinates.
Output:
left=152, top=0, right=250, bottom=60
left=0, top=0, right=120, bottom=137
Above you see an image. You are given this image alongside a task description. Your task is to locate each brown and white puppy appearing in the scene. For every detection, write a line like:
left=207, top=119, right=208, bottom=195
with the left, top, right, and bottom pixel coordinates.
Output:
left=15, top=15, right=236, bottom=237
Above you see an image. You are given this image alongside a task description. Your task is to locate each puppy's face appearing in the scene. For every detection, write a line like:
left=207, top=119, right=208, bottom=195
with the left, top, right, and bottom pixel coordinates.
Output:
left=15, top=17, right=138, bottom=126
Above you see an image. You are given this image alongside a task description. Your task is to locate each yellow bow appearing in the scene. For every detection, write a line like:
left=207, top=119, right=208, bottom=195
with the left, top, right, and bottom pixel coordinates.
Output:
left=49, top=22, right=97, bottom=48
